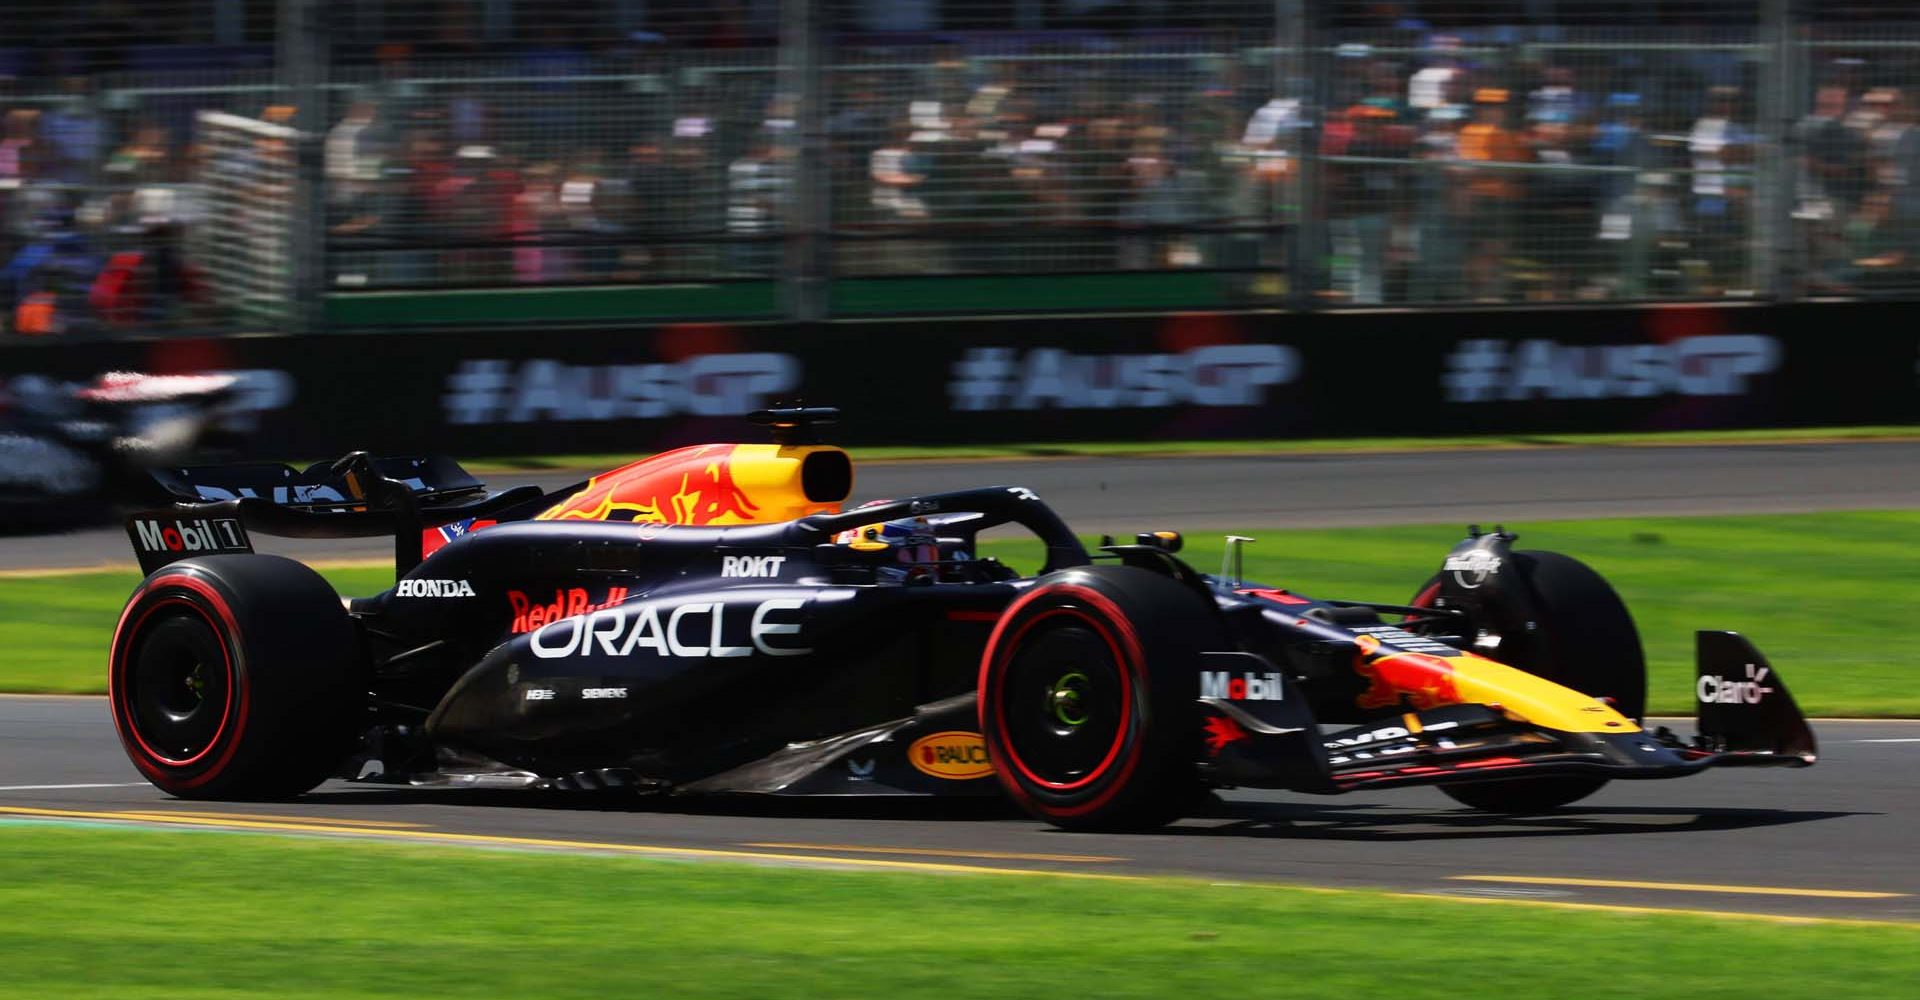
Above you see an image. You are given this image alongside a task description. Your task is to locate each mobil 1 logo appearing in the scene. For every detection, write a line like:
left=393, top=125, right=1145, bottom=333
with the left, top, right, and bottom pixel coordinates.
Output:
left=1200, top=670, right=1284, bottom=701
left=126, top=513, right=253, bottom=573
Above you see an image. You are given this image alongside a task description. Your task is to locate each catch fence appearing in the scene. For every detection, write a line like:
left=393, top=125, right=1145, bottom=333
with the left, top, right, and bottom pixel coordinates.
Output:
left=4, top=0, right=1920, bottom=331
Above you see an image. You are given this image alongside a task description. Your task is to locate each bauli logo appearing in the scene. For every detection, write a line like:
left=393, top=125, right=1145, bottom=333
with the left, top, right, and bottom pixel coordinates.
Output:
left=907, top=731, right=994, bottom=780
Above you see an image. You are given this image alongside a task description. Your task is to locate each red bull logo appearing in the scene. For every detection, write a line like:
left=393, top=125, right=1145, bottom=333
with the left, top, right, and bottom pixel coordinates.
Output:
left=1203, top=715, right=1249, bottom=755
left=537, top=445, right=760, bottom=525
left=508, top=587, right=631, bottom=634
left=1355, top=651, right=1462, bottom=711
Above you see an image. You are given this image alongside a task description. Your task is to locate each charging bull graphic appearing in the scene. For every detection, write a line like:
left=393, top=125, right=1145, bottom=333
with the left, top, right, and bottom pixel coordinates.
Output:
left=537, top=444, right=761, bottom=525
left=1354, top=639, right=1463, bottom=711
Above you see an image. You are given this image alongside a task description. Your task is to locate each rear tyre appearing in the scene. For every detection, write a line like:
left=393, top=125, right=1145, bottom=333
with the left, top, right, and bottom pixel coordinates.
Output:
left=1413, top=550, right=1646, bottom=814
left=979, top=566, right=1219, bottom=831
left=109, top=555, right=363, bottom=799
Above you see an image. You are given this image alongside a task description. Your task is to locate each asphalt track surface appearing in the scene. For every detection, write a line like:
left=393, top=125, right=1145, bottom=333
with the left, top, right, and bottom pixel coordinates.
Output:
left=3, top=696, right=1917, bottom=924
left=4, top=442, right=1919, bottom=924
left=6, top=440, right=1920, bottom=571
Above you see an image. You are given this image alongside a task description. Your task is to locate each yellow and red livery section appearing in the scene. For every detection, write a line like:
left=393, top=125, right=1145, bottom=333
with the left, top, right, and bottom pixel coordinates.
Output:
left=1352, top=633, right=1635, bottom=734
left=421, top=442, right=852, bottom=556
left=535, top=443, right=850, bottom=525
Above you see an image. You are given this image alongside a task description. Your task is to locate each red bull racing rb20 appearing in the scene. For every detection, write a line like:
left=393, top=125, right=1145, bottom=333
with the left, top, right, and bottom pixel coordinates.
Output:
left=108, top=408, right=1816, bottom=830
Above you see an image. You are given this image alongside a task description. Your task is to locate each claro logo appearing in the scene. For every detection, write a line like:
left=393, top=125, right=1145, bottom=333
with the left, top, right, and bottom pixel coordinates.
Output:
left=443, top=354, right=800, bottom=424
left=528, top=597, right=809, bottom=659
left=949, top=344, right=1298, bottom=411
left=1443, top=335, right=1780, bottom=402
left=907, top=731, right=994, bottom=780
left=1699, top=663, right=1775, bottom=705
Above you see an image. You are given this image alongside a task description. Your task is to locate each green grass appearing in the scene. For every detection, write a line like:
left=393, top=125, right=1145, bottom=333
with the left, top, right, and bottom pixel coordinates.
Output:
left=0, top=823, right=1914, bottom=1000
left=6, top=511, right=1915, bottom=715
left=0, top=565, right=393, bottom=695
left=460, top=424, right=1920, bottom=471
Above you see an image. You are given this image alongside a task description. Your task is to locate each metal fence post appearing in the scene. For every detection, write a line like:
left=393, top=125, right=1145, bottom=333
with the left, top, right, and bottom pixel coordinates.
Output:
left=779, top=0, right=830, bottom=322
left=277, top=0, right=329, bottom=334
left=1756, top=0, right=1805, bottom=300
left=1289, top=0, right=1328, bottom=310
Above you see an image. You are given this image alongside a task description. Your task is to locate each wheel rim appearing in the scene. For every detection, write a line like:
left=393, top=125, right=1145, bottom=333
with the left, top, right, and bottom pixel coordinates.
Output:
left=1000, top=619, right=1129, bottom=787
left=1049, top=671, right=1091, bottom=727
left=126, top=609, right=233, bottom=765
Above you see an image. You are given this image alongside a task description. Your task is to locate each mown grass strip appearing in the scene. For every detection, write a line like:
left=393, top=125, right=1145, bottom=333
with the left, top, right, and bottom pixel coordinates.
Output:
left=0, top=823, right=1914, bottom=1000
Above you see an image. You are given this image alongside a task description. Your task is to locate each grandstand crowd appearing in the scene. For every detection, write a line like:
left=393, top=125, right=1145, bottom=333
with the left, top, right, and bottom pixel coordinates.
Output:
left=4, top=1, right=1920, bottom=332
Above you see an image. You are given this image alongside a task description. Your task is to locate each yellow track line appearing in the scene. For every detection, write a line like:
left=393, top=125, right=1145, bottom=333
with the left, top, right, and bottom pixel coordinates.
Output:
left=1450, top=875, right=1905, bottom=899
left=1376, top=890, right=1920, bottom=929
left=740, top=842, right=1123, bottom=864
left=0, top=806, right=1143, bottom=881
left=113, top=810, right=425, bottom=829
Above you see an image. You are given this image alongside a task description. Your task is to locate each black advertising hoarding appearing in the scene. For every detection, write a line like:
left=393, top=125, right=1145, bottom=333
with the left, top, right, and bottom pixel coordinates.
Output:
left=1, top=302, right=1913, bottom=458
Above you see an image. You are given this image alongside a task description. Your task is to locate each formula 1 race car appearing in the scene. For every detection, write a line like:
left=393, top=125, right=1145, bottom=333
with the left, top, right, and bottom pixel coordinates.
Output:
left=108, top=408, right=1816, bottom=830
left=0, top=371, right=260, bottom=527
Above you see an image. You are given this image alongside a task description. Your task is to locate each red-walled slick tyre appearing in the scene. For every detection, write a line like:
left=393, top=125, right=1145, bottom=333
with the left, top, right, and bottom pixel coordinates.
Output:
left=979, top=565, right=1220, bottom=831
left=108, top=554, right=363, bottom=799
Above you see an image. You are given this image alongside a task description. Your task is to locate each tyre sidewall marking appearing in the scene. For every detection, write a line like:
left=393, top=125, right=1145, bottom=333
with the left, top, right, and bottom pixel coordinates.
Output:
left=981, top=581, right=1150, bottom=818
left=109, top=571, right=251, bottom=788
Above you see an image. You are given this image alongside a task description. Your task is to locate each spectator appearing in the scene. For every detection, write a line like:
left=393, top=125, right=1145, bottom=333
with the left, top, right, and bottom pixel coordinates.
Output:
left=1408, top=36, right=1466, bottom=113
left=1528, top=64, right=1590, bottom=130
left=325, top=99, right=388, bottom=219
left=1408, top=107, right=1469, bottom=302
left=1883, top=89, right=1920, bottom=286
left=667, top=123, right=723, bottom=276
left=1524, top=111, right=1594, bottom=300
left=868, top=122, right=935, bottom=273
left=619, top=139, right=675, bottom=275
left=512, top=160, right=572, bottom=284
left=1080, top=113, right=1137, bottom=268
left=438, top=145, right=526, bottom=284
left=0, top=109, right=46, bottom=184
left=1323, top=100, right=1405, bottom=304
left=387, top=130, right=455, bottom=285
left=1456, top=87, right=1529, bottom=300
left=40, top=76, right=104, bottom=186
left=1795, top=85, right=1868, bottom=292
left=6, top=212, right=100, bottom=336
left=1686, top=85, right=1753, bottom=292
left=1590, top=92, right=1652, bottom=205
left=725, top=133, right=790, bottom=275
left=1120, top=128, right=1201, bottom=271
left=1592, top=95, right=1673, bottom=298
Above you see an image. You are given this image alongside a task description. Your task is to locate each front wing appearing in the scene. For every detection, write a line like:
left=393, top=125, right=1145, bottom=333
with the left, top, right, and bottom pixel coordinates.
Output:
left=1202, top=630, right=1817, bottom=795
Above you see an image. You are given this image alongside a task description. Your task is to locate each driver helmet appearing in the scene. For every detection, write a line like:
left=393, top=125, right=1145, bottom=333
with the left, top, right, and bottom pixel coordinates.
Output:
left=833, top=515, right=945, bottom=579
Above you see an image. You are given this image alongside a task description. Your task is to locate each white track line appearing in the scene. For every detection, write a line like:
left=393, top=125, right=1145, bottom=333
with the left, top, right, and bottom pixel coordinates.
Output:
left=1852, top=738, right=1920, bottom=744
left=0, top=783, right=147, bottom=793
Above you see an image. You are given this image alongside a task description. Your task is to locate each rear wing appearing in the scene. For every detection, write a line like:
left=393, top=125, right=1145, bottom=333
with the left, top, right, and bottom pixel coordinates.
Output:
left=126, top=453, right=552, bottom=577
left=148, top=454, right=486, bottom=507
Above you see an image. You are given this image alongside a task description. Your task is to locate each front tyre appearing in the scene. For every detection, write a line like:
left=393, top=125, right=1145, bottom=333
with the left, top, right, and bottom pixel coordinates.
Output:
left=979, top=566, right=1219, bottom=831
left=109, top=555, right=363, bottom=799
left=1414, top=550, right=1646, bottom=813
